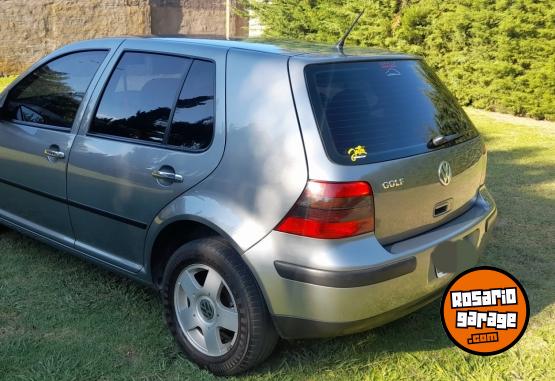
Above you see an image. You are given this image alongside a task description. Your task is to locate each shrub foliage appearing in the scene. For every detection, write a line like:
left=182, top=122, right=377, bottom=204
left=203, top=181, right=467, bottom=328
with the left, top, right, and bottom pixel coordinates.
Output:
left=244, top=0, right=555, bottom=120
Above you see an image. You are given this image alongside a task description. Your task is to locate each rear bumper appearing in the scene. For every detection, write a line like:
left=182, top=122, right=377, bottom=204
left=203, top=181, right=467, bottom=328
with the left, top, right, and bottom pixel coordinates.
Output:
left=243, top=186, right=497, bottom=339
left=272, top=287, right=444, bottom=339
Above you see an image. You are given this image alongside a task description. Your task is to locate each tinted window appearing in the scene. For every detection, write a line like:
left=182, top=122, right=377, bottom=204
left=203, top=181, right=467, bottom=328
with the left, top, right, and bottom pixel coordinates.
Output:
left=168, top=60, right=215, bottom=150
left=91, top=52, right=191, bottom=144
left=305, top=60, right=479, bottom=164
left=4, top=51, right=108, bottom=128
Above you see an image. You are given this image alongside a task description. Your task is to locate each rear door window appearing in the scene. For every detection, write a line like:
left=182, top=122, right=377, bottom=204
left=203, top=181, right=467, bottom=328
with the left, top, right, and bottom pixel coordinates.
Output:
left=305, top=60, right=479, bottom=164
left=90, top=52, right=192, bottom=144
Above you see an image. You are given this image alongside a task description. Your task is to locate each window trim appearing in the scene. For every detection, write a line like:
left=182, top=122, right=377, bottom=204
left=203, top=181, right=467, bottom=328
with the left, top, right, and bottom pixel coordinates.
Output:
left=163, top=57, right=194, bottom=146
left=2, top=49, right=110, bottom=132
left=86, top=49, right=217, bottom=154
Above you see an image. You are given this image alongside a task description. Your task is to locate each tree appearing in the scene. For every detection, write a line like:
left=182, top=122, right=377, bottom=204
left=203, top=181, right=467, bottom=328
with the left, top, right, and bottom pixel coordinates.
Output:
left=244, top=0, right=555, bottom=120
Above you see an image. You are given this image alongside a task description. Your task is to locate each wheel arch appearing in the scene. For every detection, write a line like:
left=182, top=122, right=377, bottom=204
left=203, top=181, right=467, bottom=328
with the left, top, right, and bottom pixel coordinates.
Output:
left=146, top=216, right=242, bottom=288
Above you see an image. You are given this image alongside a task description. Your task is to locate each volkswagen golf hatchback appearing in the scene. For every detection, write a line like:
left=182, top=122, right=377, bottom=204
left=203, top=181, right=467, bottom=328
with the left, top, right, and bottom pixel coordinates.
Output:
left=0, top=37, right=497, bottom=375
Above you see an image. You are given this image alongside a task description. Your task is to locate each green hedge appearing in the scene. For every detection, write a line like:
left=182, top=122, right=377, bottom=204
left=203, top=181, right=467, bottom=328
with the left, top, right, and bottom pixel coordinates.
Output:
left=245, top=0, right=555, bottom=120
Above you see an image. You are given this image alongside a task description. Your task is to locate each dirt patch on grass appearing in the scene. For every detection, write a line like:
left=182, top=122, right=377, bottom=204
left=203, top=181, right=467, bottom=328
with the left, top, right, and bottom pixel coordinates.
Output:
left=466, top=107, right=555, bottom=129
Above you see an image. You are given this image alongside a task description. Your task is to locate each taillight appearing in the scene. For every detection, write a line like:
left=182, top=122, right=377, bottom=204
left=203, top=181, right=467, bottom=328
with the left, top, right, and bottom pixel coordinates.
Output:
left=275, top=180, right=375, bottom=239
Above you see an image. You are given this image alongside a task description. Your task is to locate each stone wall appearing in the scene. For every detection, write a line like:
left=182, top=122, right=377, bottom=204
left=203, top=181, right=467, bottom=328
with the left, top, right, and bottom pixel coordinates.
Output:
left=150, top=0, right=247, bottom=37
left=0, top=0, right=247, bottom=76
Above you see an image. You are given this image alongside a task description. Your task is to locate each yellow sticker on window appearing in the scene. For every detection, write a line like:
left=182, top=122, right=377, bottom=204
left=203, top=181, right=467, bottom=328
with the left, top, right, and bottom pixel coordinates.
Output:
left=347, top=145, right=367, bottom=162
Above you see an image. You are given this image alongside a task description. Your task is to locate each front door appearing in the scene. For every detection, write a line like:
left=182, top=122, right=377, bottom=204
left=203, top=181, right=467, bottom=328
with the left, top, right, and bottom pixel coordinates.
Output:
left=67, top=41, right=226, bottom=271
left=0, top=50, right=109, bottom=245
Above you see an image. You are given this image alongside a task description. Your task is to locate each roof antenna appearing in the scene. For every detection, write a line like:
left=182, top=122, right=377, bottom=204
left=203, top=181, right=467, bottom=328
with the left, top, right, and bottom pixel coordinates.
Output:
left=336, top=9, right=365, bottom=54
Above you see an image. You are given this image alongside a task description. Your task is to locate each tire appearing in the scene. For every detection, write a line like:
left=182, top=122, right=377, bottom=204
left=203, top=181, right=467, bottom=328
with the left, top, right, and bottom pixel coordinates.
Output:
left=161, top=237, right=278, bottom=376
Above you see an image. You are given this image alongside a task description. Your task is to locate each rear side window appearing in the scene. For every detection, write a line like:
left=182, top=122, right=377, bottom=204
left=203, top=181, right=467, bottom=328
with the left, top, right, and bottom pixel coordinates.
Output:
left=91, top=52, right=192, bottom=144
left=167, top=60, right=215, bottom=151
left=4, top=50, right=108, bottom=128
left=305, top=60, right=479, bottom=165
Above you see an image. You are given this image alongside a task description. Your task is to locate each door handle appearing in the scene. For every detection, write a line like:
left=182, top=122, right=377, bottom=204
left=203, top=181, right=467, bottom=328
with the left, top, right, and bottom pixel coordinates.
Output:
left=44, top=148, right=65, bottom=159
left=152, top=170, right=183, bottom=183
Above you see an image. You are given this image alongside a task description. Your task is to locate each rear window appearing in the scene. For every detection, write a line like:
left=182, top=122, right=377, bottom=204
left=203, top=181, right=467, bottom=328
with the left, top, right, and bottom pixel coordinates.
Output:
left=305, top=60, right=479, bottom=165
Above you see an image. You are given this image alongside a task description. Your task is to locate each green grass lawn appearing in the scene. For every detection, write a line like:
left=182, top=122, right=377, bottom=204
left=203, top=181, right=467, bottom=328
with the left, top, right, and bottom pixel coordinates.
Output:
left=0, top=76, right=553, bottom=380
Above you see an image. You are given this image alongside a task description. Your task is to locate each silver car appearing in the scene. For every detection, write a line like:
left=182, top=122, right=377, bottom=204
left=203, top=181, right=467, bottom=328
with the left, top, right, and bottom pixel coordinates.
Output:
left=0, top=37, right=497, bottom=375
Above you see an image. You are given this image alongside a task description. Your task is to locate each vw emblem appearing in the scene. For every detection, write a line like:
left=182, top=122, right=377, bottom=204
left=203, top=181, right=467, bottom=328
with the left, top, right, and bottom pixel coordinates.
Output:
left=199, top=299, right=215, bottom=320
left=438, top=161, right=452, bottom=186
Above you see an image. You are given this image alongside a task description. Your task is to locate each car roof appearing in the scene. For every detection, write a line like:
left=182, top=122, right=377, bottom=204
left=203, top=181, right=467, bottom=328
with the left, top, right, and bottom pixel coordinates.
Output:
left=76, top=36, right=418, bottom=61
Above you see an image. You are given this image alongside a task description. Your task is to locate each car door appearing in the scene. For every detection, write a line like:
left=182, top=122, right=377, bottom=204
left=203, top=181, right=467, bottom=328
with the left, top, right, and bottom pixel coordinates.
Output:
left=67, top=40, right=226, bottom=272
left=0, top=48, right=112, bottom=245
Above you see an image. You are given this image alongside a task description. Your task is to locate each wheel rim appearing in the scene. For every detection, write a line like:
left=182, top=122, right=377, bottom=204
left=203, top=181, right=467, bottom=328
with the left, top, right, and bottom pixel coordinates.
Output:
left=174, top=264, right=239, bottom=357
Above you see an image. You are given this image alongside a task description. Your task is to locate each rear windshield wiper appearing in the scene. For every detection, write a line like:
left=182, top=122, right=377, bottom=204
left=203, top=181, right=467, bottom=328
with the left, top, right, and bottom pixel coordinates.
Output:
left=428, top=133, right=463, bottom=148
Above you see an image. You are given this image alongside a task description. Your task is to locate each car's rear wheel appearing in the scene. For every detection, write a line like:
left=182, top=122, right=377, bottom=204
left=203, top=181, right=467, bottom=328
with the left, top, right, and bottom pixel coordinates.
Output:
left=161, top=237, right=278, bottom=375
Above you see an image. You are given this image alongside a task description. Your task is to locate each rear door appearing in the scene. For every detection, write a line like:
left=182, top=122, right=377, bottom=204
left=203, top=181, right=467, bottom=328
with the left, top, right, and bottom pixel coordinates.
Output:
left=67, top=40, right=226, bottom=271
left=292, top=58, right=486, bottom=244
left=0, top=49, right=110, bottom=244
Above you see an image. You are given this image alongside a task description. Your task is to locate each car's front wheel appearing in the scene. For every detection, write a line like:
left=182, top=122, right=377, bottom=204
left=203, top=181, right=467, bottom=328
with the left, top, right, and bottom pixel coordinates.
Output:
left=161, top=237, right=278, bottom=375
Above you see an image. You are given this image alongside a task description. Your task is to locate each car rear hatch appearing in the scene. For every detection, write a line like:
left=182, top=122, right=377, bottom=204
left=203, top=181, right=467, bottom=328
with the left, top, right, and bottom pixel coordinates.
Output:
left=295, top=58, right=486, bottom=244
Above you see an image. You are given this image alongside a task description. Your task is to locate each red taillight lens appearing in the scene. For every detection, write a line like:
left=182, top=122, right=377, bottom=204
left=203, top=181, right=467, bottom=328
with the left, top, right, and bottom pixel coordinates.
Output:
left=275, top=180, right=375, bottom=239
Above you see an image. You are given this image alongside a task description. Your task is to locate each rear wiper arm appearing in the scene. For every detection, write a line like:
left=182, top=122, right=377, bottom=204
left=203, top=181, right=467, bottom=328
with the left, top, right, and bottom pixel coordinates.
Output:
left=428, top=133, right=463, bottom=148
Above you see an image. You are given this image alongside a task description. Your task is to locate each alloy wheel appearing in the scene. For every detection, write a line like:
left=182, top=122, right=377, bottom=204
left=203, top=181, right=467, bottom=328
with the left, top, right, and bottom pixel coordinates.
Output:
left=174, top=264, right=239, bottom=357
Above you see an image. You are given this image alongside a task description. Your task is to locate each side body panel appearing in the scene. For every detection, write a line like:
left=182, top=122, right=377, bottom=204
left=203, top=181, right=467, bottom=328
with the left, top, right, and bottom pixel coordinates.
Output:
left=67, top=40, right=228, bottom=272
left=144, top=49, right=308, bottom=273
left=0, top=40, right=122, bottom=246
left=0, top=124, right=74, bottom=244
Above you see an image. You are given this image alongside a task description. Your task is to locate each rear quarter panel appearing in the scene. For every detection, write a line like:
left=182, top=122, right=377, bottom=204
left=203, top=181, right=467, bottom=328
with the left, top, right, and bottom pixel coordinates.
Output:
left=145, top=49, right=308, bottom=261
